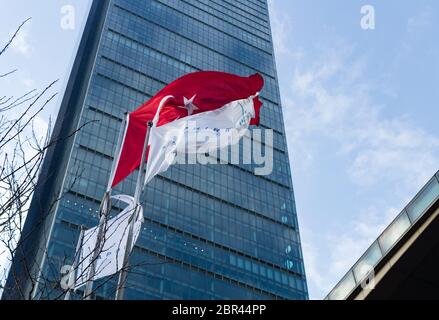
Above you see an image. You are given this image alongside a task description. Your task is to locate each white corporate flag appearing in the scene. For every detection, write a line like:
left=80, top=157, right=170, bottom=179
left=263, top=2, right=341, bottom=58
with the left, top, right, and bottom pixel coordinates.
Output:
left=74, top=195, right=143, bottom=289
left=144, top=96, right=256, bottom=185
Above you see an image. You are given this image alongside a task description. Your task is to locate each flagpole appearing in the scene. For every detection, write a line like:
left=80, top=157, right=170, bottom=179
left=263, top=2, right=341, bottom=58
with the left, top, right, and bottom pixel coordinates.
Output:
left=115, top=121, right=153, bottom=300
left=64, top=225, right=85, bottom=300
left=82, top=113, right=128, bottom=300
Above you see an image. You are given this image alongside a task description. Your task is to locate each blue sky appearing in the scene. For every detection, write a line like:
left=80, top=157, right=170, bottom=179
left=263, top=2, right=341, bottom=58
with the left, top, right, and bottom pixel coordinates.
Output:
left=1, top=1, right=438, bottom=299
left=269, top=0, right=439, bottom=298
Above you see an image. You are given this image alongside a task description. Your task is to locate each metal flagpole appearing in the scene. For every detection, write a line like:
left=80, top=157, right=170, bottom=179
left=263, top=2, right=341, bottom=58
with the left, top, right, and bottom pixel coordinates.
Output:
left=64, top=225, right=85, bottom=300
left=82, top=113, right=128, bottom=300
left=115, top=121, right=153, bottom=300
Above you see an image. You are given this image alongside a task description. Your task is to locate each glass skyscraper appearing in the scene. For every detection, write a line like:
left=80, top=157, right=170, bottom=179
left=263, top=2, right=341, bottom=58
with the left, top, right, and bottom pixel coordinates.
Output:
left=4, top=0, right=308, bottom=300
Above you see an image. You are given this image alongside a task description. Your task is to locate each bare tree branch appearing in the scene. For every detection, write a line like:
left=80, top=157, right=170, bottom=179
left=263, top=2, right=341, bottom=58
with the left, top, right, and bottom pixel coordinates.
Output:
left=0, top=69, right=18, bottom=78
left=0, top=18, right=31, bottom=57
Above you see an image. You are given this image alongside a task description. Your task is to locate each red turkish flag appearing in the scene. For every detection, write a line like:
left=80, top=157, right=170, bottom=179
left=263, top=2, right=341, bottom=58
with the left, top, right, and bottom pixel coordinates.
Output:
left=111, top=71, right=264, bottom=188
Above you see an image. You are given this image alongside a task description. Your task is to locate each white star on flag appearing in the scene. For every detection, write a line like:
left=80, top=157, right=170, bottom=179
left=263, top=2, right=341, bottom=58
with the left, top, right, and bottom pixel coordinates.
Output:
left=177, top=94, right=199, bottom=115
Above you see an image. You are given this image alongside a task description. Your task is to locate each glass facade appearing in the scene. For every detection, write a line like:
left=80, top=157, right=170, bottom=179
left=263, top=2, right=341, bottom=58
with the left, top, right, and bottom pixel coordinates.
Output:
left=30, top=0, right=308, bottom=299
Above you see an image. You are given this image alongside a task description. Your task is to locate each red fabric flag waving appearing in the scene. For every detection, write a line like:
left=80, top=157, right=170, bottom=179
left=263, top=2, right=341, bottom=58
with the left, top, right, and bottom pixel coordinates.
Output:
left=111, top=71, right=264, bottom=188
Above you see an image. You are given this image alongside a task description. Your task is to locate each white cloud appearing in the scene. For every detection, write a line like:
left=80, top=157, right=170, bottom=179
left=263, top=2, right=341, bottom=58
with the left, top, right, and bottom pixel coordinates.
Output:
left=391, top=7, right=434, bottom=70
left=302, top=205, right=399, bottom=299
left=268, top=0, right=305, bottom=61
left=23, top=78, right=35, bottom=89
left=407, top=8, right=432, bottom=34
left=267, top=0, right=290, bottom=55
left=286, top=44, right=438, bottom=297
left=327, top=206, right=397, bottom=276
left=284, top=40, right=439, bottom=189
left=300, top=232, right=332, bottom=298
left=11, top=28, right=32, bottom=56
left=32, top=115, right=50, bottom=138
left=284, top=42, right=438, bottom=297
left=269, top=3, right=439, bottom=299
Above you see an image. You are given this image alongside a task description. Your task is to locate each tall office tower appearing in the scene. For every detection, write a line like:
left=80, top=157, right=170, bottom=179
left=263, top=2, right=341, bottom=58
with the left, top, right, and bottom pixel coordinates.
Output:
left=4, top=0, right=308, bottom=299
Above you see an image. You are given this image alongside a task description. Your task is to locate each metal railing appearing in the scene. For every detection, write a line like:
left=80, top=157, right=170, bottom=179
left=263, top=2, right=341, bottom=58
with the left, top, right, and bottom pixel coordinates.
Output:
left=325, top=170, right=439, bottom=300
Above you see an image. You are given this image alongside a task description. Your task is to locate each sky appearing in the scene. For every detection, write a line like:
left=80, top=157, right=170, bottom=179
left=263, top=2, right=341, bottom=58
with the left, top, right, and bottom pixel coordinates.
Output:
left=1, top=1, right=438, bottom=299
